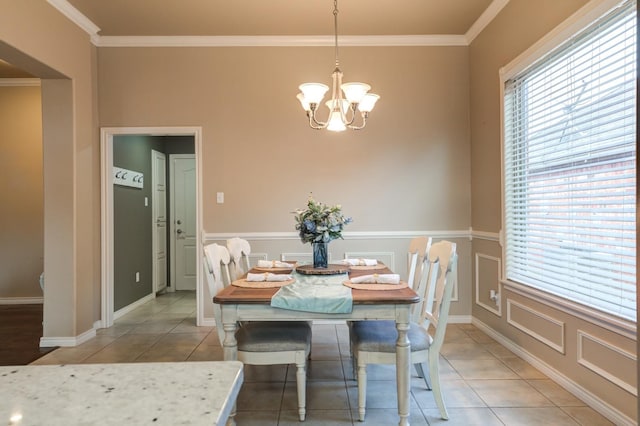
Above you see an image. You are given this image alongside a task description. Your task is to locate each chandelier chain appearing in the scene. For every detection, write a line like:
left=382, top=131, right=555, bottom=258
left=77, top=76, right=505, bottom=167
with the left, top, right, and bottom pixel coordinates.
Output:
left=333, top=0, right=340, bottom=68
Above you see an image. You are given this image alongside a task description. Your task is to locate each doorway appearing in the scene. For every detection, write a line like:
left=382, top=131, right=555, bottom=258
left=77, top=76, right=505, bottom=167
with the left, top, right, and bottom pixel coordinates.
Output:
left=100, top=127, right=203, bottom=328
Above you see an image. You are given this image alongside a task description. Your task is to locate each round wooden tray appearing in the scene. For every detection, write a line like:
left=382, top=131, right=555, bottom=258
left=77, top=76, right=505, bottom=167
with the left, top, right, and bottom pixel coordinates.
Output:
left=296, top=264, right=350, bottom=275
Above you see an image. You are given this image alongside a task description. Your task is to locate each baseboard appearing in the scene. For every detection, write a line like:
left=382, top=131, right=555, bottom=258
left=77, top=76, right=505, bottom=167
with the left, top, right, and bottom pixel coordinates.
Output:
left=113, top=293, right=154, bottom=320
left=0, top=297, right=44, bottom=305
left=448, top=314, right=472, bottom=324
left=472, top=318, right=636, bottom=426
left=40, top=327, right=96, bottom=348
left=200, top=317, right=216, bottom=327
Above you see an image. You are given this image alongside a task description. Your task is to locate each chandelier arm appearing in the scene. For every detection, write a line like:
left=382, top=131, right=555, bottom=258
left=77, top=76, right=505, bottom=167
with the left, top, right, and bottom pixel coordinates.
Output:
left=347, top=112, right=369, bottom=130
left=308, top=109, right=329, bottom=129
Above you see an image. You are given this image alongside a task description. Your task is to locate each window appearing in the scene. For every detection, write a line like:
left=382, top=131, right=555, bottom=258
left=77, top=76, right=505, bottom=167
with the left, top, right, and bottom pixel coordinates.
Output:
left=503, top=0, right=636, bottom=321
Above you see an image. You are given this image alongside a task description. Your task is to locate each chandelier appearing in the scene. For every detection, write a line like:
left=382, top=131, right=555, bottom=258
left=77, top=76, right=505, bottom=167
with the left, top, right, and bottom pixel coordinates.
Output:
left=296, top=0, right=379, bottom=132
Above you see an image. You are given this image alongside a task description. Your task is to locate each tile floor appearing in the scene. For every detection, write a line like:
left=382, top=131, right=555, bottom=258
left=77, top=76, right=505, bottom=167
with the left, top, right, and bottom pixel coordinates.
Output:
left=32, top=291, right=614, bottom=425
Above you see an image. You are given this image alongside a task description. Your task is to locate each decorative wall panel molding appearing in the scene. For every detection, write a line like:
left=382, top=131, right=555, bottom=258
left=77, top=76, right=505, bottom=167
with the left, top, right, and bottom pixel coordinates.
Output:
left=577, top=330, right=637, bottom=396
left=507, top=298, right=565, bottom=354
left=473, top=318, right=635, bottom=426
left=475, top=253, right=502, bottom=316
left=504, top=280, right=635, bottom=340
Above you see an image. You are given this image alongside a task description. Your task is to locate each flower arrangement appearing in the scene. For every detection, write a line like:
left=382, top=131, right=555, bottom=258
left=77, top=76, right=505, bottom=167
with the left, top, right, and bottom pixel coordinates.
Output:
left=293, top=197, right=352, bottom=244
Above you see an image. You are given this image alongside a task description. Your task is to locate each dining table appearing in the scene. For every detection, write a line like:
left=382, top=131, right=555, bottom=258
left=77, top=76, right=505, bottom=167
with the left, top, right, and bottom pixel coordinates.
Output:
left=213, top=262, right=420, bottom=426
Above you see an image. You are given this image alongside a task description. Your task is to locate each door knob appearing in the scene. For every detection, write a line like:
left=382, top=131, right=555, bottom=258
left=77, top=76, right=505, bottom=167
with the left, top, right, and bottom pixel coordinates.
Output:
left=176, top=219, right=182, bottom=225
left=177, top=229, right=183, bottom=234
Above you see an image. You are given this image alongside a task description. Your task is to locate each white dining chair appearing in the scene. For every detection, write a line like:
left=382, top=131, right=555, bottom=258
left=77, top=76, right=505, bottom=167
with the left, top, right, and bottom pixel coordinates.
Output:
left=226, top=237, right=252, bottom=281
left=203, top=243, right=311, bottom=421
left=350, top=240, right=458, bottom=421
left=348, top=236, right=432, bottom=367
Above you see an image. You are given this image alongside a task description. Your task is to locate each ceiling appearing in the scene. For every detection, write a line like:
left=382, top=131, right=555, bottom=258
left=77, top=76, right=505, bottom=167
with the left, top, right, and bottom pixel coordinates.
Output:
left=1, top=0, right=501, bottom=78
left=65, top=0, right=495, bottom=37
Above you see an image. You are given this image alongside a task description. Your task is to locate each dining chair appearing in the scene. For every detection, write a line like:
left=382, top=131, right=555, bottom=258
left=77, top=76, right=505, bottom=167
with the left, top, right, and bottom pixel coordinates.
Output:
left=203, top=243, right=311, bottom=422
left=350, top=240, right=458, bottom=421
left=348, top=236, right=432, bottom=366
left=226, top=237, right=252, bottom=281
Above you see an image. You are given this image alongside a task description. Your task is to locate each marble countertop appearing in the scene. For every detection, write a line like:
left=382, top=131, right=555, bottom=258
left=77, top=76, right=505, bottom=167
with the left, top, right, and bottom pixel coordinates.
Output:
left=1, top=361, right=244, bottom=425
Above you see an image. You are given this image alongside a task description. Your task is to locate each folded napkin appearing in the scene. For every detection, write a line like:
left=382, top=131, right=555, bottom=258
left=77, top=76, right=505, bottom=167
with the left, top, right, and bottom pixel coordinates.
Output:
left=342, top=258, right=378, bottom=266
left=350, top=273, right=401, bottom=284
left=257, top=260, right=294, bottom=268
left=246, top=272, right=292, bottom=282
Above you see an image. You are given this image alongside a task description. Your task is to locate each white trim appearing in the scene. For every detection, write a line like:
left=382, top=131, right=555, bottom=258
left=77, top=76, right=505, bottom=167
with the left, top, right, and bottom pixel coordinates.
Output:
left=470, top=229, right=500, bottom=242
left=40, top=327, right=96, bottom=348
left=577, top=330, right=638, bottom=396
left=503, top=280, right=636, bottom=340
left=0, top=297, right=44, bottom=305
left=46, top=0, right=100, bottom=41
left=465, top=0, right=511, bottom=43
left=0, top=78, right=41, bottom=87
left=204, top=230, right=471, bottom=241
left=499, top=0, right=627, bottom=80
left=473, top=318, right=636, bottom=426
left=448, top=315, right=473, bottom=324
left=506, top=298, right=566, bottom=354
left=47, top=0, right=506, bottom=48
left=475, top=253, right=502, bottom=316
left=100, top=127, right=203, bottom=329
left=95, top=34, right=468, bottom=48
left=113, top=293, right=154, bottom=321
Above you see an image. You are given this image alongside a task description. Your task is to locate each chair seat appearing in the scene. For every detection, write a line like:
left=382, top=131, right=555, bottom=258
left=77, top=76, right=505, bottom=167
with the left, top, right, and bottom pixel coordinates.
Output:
left=236, top=321, right=312, bottom=352
left=351, top=320, right=432, bottom=353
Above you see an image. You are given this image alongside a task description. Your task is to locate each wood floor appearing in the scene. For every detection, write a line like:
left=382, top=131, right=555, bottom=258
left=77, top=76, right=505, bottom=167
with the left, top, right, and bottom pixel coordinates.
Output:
left=0, top=304, right=56, bottom=365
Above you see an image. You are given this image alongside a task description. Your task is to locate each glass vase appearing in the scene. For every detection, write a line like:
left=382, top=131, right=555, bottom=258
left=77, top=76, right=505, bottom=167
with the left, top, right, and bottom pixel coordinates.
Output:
left=312, top=242, right=329, bottom=269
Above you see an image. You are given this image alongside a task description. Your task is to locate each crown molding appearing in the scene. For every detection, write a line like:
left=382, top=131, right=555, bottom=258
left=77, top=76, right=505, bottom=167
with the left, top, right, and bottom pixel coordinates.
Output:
left=47, top=0, right=505, bottom=47
left=94, top=34, right=468, bottom=48
left=0, top=78, right=41, bottom=87
left=46, top=0, right=101, bottom=42
left=465, top=0, right=511, bottom=44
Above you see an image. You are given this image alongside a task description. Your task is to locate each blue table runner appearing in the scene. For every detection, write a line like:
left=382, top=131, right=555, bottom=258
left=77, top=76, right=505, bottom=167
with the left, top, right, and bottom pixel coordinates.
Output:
left=270, top=272, right=352, bottom=314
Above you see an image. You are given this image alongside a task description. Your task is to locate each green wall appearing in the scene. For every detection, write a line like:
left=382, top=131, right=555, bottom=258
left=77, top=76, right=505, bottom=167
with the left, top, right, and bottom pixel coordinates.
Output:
left=113, top=135, right=194, bottom=311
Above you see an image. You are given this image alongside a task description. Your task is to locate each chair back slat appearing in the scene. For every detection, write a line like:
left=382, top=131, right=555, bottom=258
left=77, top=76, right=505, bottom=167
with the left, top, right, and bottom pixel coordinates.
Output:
left=407, top=236, right=431, bottom=290
left=414, top=240, right=457, bottom=331
left=227, top=237, right=251, bottom=280
left=430, top=253, right=458, bottom=350
left=203, top=243, right=232, bottom=347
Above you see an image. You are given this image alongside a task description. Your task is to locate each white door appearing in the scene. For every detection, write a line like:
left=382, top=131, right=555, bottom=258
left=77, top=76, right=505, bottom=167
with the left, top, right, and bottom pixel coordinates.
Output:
left=170, top=155, right=197, bottom=290
left=151, top=150, right=167, bottom=294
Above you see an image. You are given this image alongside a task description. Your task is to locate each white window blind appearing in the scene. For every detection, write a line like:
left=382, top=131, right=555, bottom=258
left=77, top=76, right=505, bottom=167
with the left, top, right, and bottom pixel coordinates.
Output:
left=503, top=1, right=636, bottom=321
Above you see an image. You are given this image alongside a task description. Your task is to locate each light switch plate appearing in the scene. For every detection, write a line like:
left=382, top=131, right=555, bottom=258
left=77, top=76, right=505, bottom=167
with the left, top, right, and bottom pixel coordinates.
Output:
left=216, top=192, right=224, bottom=204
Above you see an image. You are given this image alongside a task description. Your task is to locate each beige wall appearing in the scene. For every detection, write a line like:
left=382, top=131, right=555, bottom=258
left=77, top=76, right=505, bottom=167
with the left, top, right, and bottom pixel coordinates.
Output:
left=98, top=46, right=471, bottom=231
left=469, top=0, right=636, bottom=422
left=0, top=1, right=99, bottom=340
left=0, top=85, right=43, bottom=298
left=98, top=45, right=473, bottom=317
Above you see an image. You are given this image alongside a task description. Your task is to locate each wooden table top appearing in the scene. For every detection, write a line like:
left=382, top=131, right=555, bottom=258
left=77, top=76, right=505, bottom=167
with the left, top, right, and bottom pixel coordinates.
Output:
left=214, top=263, right=420, bottom=305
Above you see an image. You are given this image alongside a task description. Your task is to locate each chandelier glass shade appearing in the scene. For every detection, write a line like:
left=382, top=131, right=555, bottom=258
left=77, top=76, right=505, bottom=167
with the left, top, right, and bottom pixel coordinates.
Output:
left=296, top=0, right=379, bottom=132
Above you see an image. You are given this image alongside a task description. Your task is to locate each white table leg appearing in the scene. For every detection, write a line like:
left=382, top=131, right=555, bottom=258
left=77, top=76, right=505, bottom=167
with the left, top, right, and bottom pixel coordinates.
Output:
left=396, top=319, right=411, bottom=426
left=222, top=316, right=239, bottom=425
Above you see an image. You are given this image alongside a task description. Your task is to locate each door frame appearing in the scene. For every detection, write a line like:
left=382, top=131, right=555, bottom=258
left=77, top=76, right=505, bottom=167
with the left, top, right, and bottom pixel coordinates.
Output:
left=169, top=154, right=196, bottom=292
left=100, top=127, right=203, bottom=328
left=151, top=149, right=167, bottom=294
